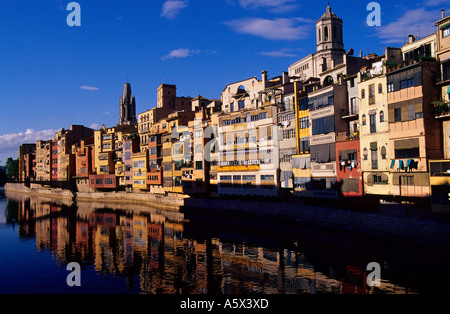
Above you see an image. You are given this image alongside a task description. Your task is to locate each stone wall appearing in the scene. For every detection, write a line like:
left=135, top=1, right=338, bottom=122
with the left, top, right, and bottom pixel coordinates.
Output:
left=183, top=198, right=450, bottom=247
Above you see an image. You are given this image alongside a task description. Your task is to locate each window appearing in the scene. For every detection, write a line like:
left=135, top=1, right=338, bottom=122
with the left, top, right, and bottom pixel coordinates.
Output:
left=370, top=114, right=377, bottom=133
left=238, top=100, right=245, bottom=111
left=300, top=117, right=309, bottom=129
left=195, top=130, right=202, bottom=138
left=394, top=108, right=402, bottom=122
left=408, top=105, right=416, bottom=121
left=400, top=176, right=414, bottom=186
left=400, top=78, right=415, bottom=89
left=312, top=116, right=334, bottom=135
left=363, top=148, right=368, bottom=161
left=381, top=146, right=387, bottom=160
left=100, top=166, right=109, bottom=173
left=369, top=84, right=375, bottom=104
left=394, top=139, right=420, bottom=159
left=443, top=27, right=450, bottom=38
left=361, top=89, right=366, bottom=99
left=378, top=83, right=383, bottom=94
left=380, top=111, right=385, bottom=123
left=350, top=97, right=357, bottom=115
left=283, top=129, right=296, bottom=139
left=387, top=82, right=394, bottom=93
left=105, top=178, right=114, bottom=185
left=362, top=115, right=367, bottom=126
left=373, top=175, right=388, bottom=185
left=371, top=150, right=378, bottom=170
left=299, top=139, right=310, bottom=154
left=328, top=96, right=334, bottom=106
left=195, top=161, right=203, bottom=170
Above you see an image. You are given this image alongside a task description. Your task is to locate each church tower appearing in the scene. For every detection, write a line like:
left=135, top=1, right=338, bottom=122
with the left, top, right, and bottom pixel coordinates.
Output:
left=316, top=4, right=344, bottom=52
left=119, top=83, right=137, bottom=126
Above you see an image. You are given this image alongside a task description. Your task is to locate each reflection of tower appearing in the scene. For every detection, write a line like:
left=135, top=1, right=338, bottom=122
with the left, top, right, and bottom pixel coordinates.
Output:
left=119, top=83, right=137, bottom=126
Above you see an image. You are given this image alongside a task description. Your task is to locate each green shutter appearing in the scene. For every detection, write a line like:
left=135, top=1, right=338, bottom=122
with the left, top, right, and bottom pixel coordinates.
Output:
left=440, top=22, right=450, bottom=30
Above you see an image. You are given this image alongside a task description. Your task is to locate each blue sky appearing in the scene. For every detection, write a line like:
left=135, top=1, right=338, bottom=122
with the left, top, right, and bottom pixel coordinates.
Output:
left=0, top=0, right=449, bottom=164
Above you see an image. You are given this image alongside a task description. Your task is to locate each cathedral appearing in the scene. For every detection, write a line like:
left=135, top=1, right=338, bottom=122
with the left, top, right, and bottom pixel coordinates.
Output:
left=119, top=83, right=137, bottom=126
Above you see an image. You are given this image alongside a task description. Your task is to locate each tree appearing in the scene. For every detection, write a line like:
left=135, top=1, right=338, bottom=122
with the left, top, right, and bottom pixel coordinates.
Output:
left=0, top=167, right=6, bottom=186
left=5, top=158, right=19, bottom=181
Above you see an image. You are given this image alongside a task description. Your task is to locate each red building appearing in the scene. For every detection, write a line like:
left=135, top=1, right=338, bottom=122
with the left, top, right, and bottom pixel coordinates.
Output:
left=147, top=133, right=163, bottom=187
left=73, top=137, right=95, bottom=178
left=89, top=174, right=118, bottom=190
left=51, top=139, right=59, bottom=181
left=335, top=139, right=364, bottom=200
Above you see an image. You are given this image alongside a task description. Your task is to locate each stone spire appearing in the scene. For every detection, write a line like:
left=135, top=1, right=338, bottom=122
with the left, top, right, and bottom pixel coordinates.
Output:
left=119, top=83, right=137, bottom=126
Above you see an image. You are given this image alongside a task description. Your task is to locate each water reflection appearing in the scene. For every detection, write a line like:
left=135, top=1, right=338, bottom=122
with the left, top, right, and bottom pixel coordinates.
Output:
left=3, top=191, right=446, bottom=294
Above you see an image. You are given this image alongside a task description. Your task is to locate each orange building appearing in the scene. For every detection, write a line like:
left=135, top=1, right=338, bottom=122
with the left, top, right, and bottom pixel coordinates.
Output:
left=387, top=61, right=441, bottom=198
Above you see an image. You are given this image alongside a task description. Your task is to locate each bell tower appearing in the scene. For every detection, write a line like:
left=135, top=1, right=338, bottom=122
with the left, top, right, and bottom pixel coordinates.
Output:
left=316, top=3, right=344, bottom=52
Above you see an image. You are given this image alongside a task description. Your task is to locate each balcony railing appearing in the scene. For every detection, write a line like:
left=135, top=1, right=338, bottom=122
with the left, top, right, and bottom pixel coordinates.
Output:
left=433, top=100, right=450, bottom=118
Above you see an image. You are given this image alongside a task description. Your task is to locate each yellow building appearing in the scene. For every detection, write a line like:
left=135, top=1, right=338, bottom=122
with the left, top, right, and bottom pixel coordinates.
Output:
left=292, top=83, right=312, bottom=196
left=94, top=124, right=137, bottom=175
left=358, top=60, right=394, bottom=197
left=429, top=160, right=450, bottom=214
left=434, top=10, right=450, bottom=158
left=35, top=140, right=51, bottom=181
left=132, top=151, right=149, bottom=191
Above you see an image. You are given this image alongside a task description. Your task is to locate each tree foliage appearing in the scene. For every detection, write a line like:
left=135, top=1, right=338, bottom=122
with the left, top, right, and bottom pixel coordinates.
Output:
left=5, top=158, right=19, bottom=181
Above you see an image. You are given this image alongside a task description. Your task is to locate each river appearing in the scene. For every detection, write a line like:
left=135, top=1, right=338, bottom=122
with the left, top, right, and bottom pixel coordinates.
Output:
left=0, top=191, right=449, bottom=294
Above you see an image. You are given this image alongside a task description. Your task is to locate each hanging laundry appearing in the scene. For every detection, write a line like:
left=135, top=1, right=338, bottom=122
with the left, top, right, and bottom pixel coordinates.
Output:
left=391, top=160, right=396, bottom=169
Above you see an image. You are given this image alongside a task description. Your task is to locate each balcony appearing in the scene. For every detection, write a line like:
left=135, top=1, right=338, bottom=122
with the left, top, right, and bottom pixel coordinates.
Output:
left=336, top=131, right=360, bottom=143
left=433, top=100, right=450, bottom=118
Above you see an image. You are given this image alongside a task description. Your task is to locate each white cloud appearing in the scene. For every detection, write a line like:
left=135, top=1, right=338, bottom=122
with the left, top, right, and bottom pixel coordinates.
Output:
left=162, top=48, right=200, bottom=60
left=238, top=0, right=299, bottom=13
left=260, top=49, right=298, bottom=57
left=424, top=0, right=450, bottom=7
left=80, top=85, right=100, bottom=91
left=375, top=8, right=439, bottom=44
left=0, top=129, right=58, bottom=161
left=89, top=124, right=101, bottom=130
left=224, top=17, right=313, bottom=40
left=161, top=0, right=189, bottom=19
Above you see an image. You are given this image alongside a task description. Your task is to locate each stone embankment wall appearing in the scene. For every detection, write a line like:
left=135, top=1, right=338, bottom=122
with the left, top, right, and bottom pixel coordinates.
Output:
left=183, top=198, right=450, bottom=247
left=5, top=183, right=185, bottom=211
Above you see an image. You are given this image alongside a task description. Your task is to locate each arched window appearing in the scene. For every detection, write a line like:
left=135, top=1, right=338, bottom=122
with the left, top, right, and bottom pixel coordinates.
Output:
left=363, top=148, right=368, bottom=161
left=378, top=83, right=383, bottom=94
left=324, top=26, right=329, bottom=40
left=361, top=89, right=366, bottom=99
left=362, top=114, right=367, bottom=126
left=318, top=29, right=321, bottom=42
left=380, top=111, right=385, bottom=123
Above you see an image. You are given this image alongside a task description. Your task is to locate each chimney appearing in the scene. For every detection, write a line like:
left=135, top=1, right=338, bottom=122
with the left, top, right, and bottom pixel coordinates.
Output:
left=261, top=70, right=268, bottom=88
left=282, top=71, right=289, bottom=85
left=442, top=9, right=446, bottom=19
left=408, top=34, right=416, bottom=44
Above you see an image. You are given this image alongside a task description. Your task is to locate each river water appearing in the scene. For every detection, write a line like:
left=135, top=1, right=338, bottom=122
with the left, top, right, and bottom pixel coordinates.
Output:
left=0, top=191, right=449, bottom=294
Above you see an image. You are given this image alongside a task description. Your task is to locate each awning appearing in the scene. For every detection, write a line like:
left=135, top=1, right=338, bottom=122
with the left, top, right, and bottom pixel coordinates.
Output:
left=440, top=22, right=450, bottom=30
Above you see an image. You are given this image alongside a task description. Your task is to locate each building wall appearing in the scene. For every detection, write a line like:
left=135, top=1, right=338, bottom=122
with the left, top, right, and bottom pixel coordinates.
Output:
left=335, top=140, right=363, bottom=198
left=132, top=152, right=149, bottom=191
